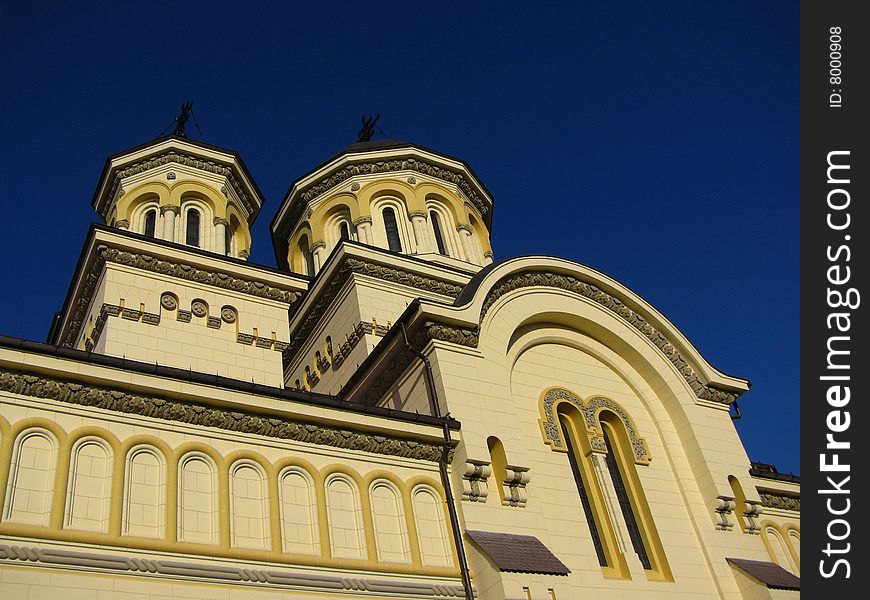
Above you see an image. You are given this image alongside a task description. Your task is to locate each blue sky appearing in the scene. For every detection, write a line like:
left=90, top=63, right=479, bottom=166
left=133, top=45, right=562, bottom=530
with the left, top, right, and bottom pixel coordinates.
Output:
left=0, top=2, right=798, bottom=473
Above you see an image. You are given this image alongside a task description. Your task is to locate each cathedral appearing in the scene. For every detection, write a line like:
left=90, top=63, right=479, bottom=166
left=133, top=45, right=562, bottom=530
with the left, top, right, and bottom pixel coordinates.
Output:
left=0, top=127, right=799, bottom=599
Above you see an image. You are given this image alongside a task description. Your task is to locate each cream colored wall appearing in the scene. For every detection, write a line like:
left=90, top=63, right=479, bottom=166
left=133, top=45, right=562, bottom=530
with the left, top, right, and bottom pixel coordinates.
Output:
left=0, top=390, right=458, bottom=582
left=84, top=263, right=289, bottom=387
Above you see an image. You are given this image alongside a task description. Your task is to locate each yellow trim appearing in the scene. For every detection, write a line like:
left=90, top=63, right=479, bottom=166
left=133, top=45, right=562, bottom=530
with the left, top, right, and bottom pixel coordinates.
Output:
left=169, top=181, right=225, bottom=218
left=359, top=180, right=424, bottom=214
left=116, top=182, right=169, bottom=222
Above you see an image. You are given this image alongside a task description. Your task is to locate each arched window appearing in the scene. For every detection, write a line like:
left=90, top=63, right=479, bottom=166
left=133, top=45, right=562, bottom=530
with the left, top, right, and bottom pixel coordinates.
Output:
left=299, top=238, right=315, bottom=276
left=430, top=211, right=447, bottom=255
left=186, top=208, right=201, bottom=247
left=340, top=222, right=350, bottom=240
left=602, top=428, right=650, bottom=570
left=178, top=453, right=218, bottom=545
left=382, top=207, right=402, bottom=253
left=326, top=475, right=365, bottom=559
left=225, top=223, right=233, bottom=256
left=144, top=210, right=157, bottom=238
left=559, top=415, right=608, bottom=567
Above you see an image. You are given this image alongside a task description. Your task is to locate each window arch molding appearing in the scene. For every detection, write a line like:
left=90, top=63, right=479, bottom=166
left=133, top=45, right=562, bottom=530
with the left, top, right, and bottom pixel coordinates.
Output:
left=324, top=207, right=356, bottom=249
left=114, top=182, right=170, bottom=223
left=3, top=425, right=62, bottom=527
left=425, top=201, right=462, bottom=258
left=368, top=478, right=411, bottom=563
left=277, top=465, right=321, bottom=555
left=130, top=196, right=161, bottom=238
left=371, top=196, right=415, bottom=254
left=227, top=457, right=271, bottom=550
left=122, top=443, right=168, bottom=538
left=538, top=387, right=651, bottom=465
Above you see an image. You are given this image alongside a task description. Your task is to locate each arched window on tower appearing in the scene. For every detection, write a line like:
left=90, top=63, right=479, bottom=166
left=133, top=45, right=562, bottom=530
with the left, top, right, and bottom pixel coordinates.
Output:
left=383, top=207, right=402, bottom=253
left=430, top=211, right=448, bottom=255
left=144, top=210, right=157, bottom=238
left=340, top=222, right=350, bottom=241
left=186, top=208, right=201, bottom=247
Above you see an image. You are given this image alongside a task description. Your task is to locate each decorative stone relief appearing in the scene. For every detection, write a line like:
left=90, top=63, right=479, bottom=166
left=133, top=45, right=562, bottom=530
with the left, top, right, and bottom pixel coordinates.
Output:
left=213, top=217, right=229, bottom=227
left=0, top=367, right=447, bottom=463
left=539, top=388, right=651, bottom=464
left=220, top=306, right=237, bottom=323
left=742, top=502, right=763, bottom=534
left=177, top=310, right=192, bottom=323
left=206, top=317, right=221, bottom=329
left=461, top=460, right=492, bottom=503
left=159, top=204, right=180, bottom=215
left=715, top=496, right=737, bottom=531
left=759, top=492, right=800, bottom=513
left=191, top=300, right=208, bottom=318
left=59, top=244, right=302, bottom=349
left=160, top=293, right=178, bottom=310
left=500, top=466, right=531, bottom=508
left=407, top=176, right=417, bottom=184
left=481, top=270, right=740, bottom=405
left=276, top=155, right=491, bottom=246
left=350, top=182, right=360, bottom=192
left=115, top=220, right=130, bottom=230
left=100, top=151, right=257, bottom=219
left=166, top=171, right=176, bottom=180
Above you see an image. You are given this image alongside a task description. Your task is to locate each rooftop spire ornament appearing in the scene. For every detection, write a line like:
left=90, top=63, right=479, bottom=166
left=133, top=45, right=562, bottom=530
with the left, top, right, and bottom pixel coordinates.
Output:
left=173, top=101, right=194, bottom=137
left=357, top=114, right=380, bottom=142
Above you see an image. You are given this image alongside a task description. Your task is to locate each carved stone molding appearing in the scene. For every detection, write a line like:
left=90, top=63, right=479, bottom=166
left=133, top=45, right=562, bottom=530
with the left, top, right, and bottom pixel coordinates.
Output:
left=283, top=257, right=462, bottom=362
left=60, top=244, right=302, bottom=348
left=714, top=496, right=737, bottom=531
left=408, top=211, right=427, bottom=219
left=742, top=502, right=763, bottom=534
left=539, top=388, right=651, bottom=464
left=160, top=204, right=180, bottom=215
left=115, top=220, right=130, bottom=230
left=759, top=492, right=800, bottom=513
left=0, top=544, right=465, bottom=597
left=481, top=271, right=740, bottom=405
left=0, top=367, right=446, bottom=463
left=213, top=217, right=229, bottom=227
left=461, top=460, right=492, bottom=503
left=101, top=151, right=257, bottom=219
left=500, top=466, right=531, bottom=508
left=276, top=156, right=490, bottom=243
left=455, top=224, right=473, bottom=234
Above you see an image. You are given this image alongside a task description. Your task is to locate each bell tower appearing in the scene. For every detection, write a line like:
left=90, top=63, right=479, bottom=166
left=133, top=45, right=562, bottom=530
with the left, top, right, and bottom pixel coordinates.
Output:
left=270, top=139, right=495, bottom=276
left=92, top=135, right=263, bottom=260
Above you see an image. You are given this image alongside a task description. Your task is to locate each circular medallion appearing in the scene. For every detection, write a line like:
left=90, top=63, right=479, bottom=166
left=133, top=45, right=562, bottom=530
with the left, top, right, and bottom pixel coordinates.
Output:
left=160, top=293, right=178, bottom=310
left=191, top=300, right=208, bottom=318
left=221, top=306, right=237, bottom=324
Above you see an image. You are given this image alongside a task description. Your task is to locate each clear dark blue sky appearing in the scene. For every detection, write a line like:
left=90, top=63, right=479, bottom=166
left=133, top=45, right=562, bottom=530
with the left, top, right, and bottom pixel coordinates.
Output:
left=0, top=2, right=798, bottom=473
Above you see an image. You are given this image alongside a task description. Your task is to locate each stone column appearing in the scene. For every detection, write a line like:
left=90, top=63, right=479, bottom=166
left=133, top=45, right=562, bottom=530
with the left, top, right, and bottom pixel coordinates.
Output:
left=409, top=211, right=432, bottom=253
left=312, top=241, right=327, bottom=273
left=483, top=251, right=494, bottom=265
left=457, top=224, right=480, bottom=265
left=115, top=220, right=130, bottom=230
left=354, top=217, right=373, bottom=245
left=213, top=217, right=229, bottom=255
left=160, top=205, right=179, bottom=242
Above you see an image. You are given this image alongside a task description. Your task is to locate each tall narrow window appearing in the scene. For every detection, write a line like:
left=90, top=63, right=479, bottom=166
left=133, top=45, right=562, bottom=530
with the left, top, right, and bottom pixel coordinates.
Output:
left=144, top=210, right=157, bottom=238
left=560, top=417, right=607, bottom=567
left=186, top=209, right=201, bottom=247
left=382, top=208, right=402, bottom=252
left=225, top=224, right=233, bottom=256
left=430, top=211, right=447, bottom=255
left=340, top=222, right=350, bottom=240
left=602, top=429, right=651, bottom=570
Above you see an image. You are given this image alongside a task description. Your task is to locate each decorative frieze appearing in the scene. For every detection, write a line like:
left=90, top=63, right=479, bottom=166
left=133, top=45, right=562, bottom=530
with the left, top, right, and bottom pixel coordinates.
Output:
left=461, top=460, right=492, bottom=503
left=481, top=271, right=740, bottom=405
left=60, top=243, right=302, bottom=349
left=0, top=367, right=447, bottom=462
left=237, top=332, right=254, bottom=345
left=206, top=316, right=221, bottom=329
left=100, top=150, right=257, bottom=219
left=176, top=310, right=192, bottom=323
left=759, top=492, right=800, bottom=513
left=276, top=155, right=490, bottom=244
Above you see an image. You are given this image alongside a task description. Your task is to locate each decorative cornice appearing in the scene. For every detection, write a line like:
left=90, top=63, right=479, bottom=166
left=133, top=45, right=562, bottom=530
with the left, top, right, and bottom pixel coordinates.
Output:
left=759, top=492, right=800, bottom=513
left=0, top=367, right=445, bottom=463
left=356, top=321, right=479, bottom=406
left=0, top=544, right=465, bottom=597
left=480, top=271, right=740, bottom=405
left=60, top=244, right=303, bottom=348
left=277, top=156, right=489, bottom=243
left=101, top=151, right=256, bottom=219
left=283, top=258, right=463, bottom=362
